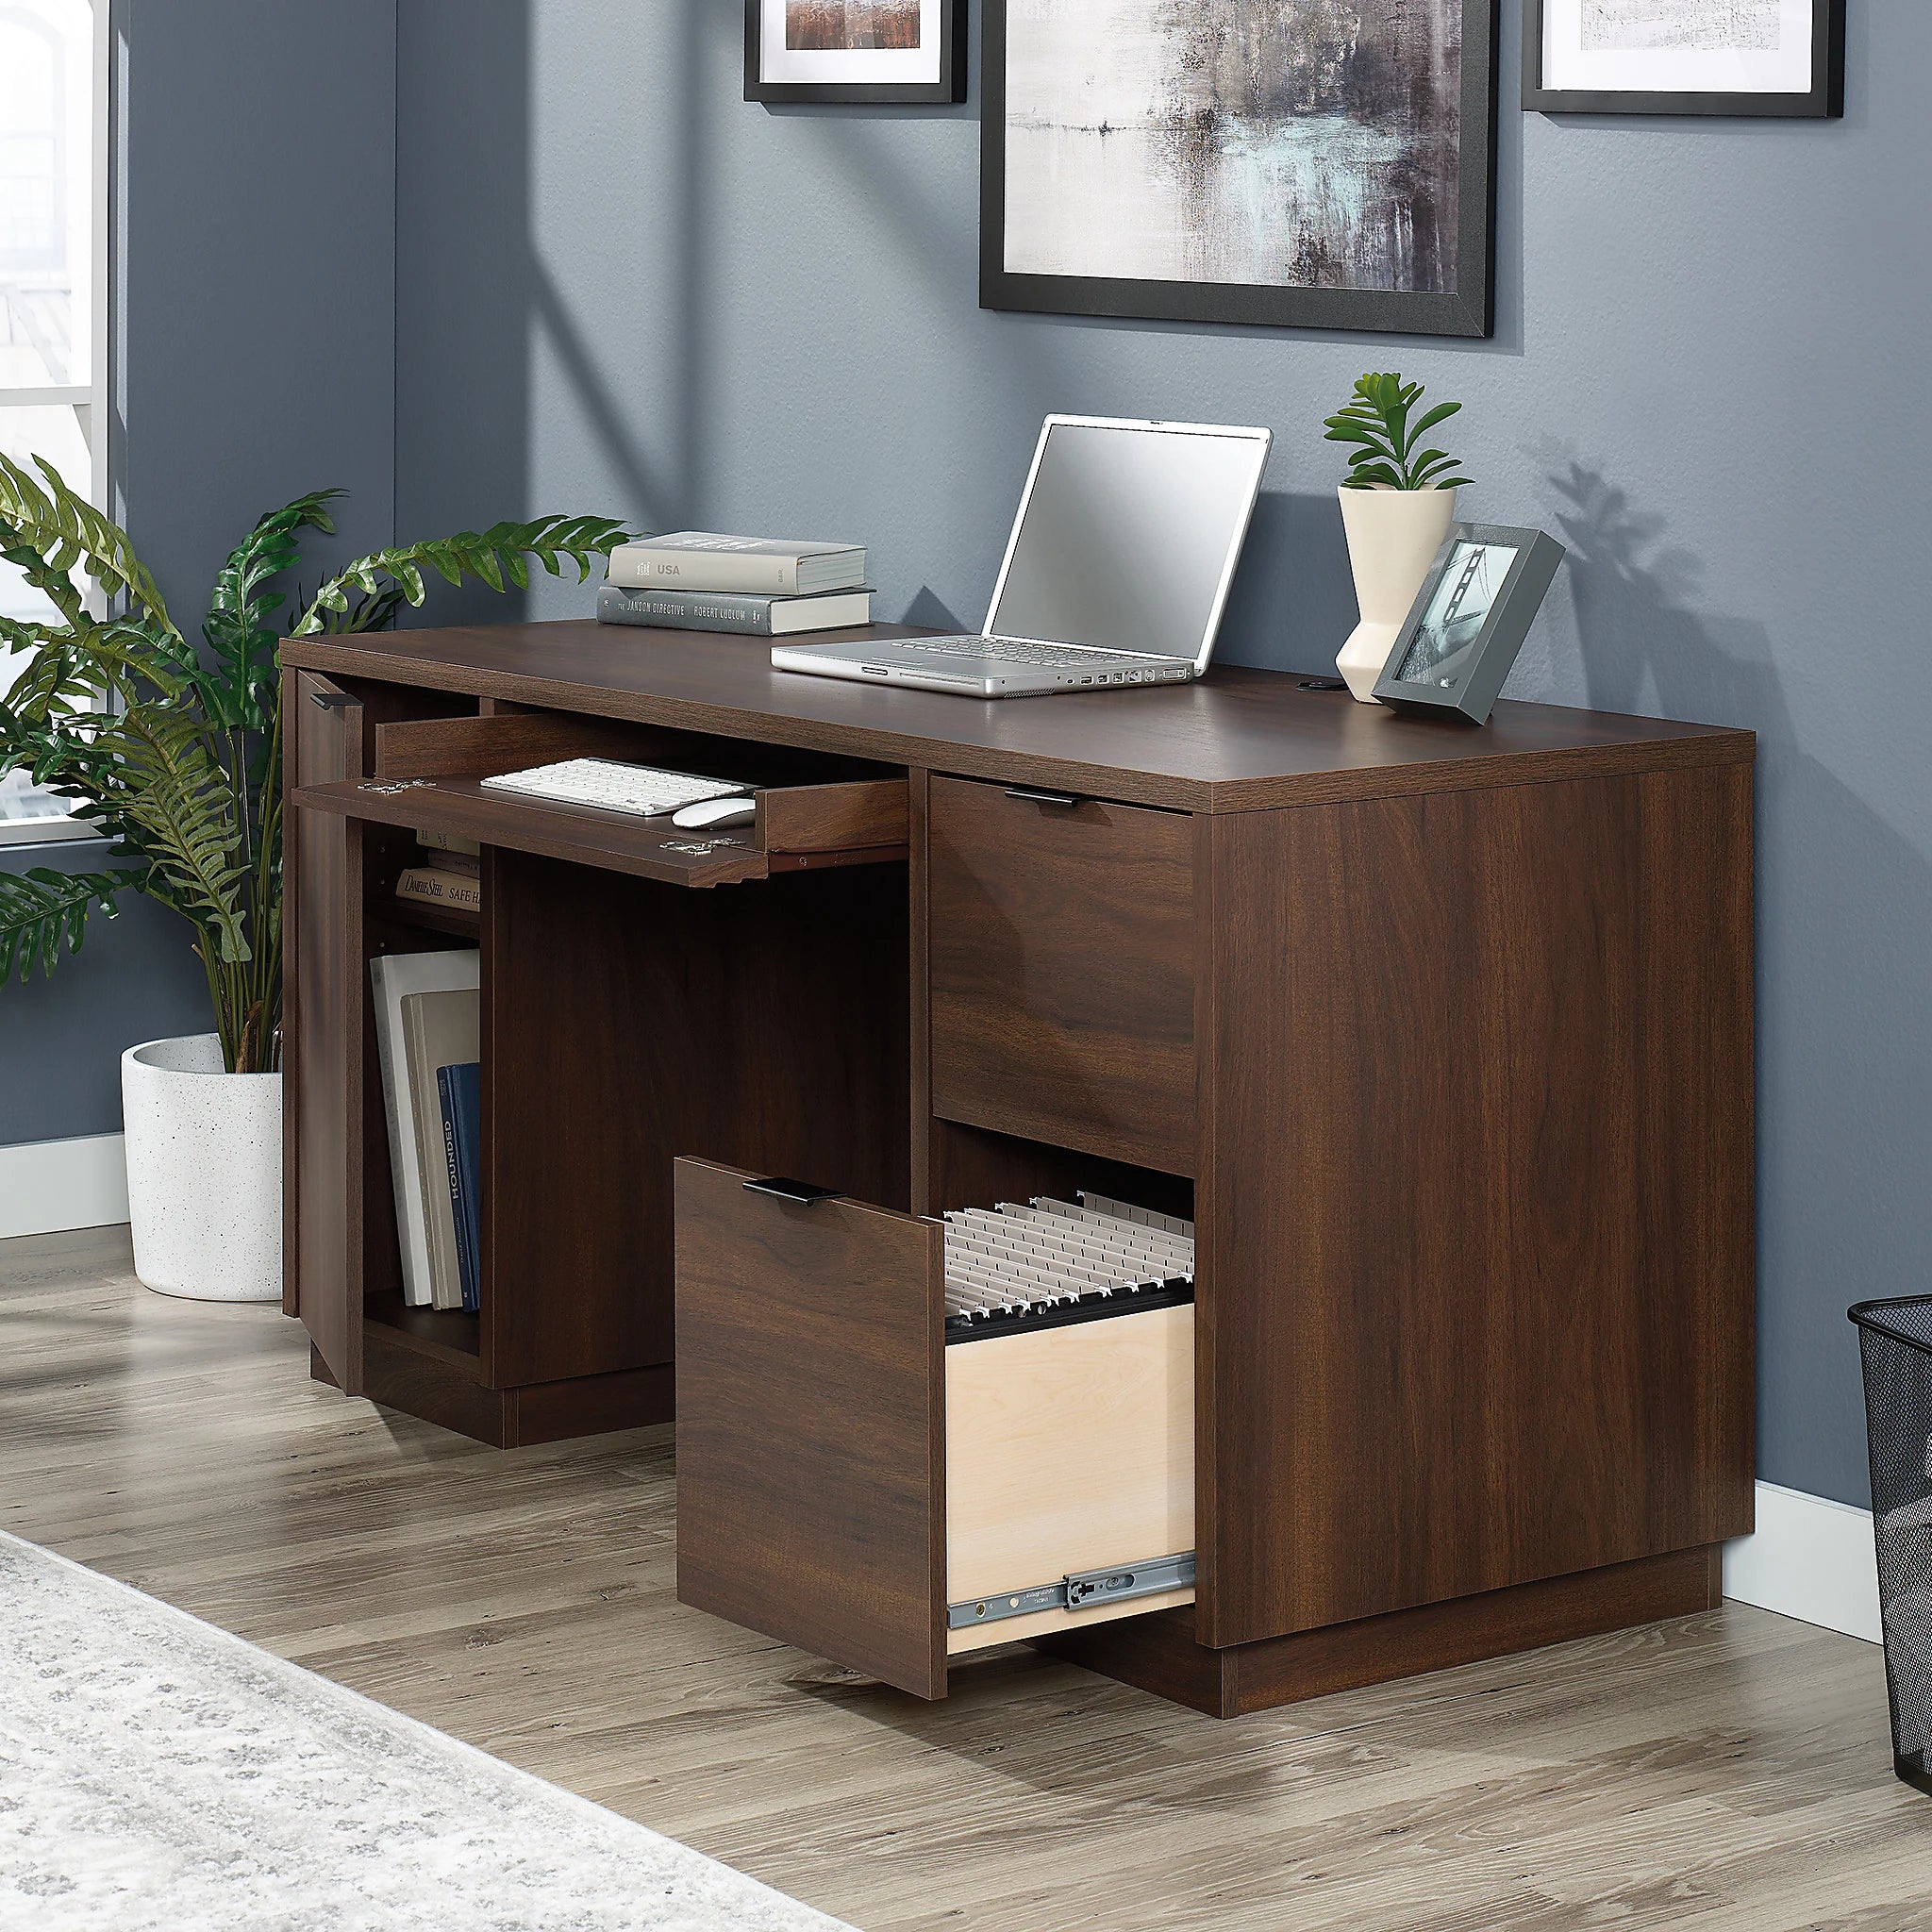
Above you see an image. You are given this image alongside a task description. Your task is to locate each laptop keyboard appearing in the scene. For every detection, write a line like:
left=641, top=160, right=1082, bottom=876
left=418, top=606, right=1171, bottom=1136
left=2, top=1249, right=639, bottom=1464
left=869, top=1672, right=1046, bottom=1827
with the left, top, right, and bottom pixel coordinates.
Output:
left=914, top=635, right=1152, bottom=668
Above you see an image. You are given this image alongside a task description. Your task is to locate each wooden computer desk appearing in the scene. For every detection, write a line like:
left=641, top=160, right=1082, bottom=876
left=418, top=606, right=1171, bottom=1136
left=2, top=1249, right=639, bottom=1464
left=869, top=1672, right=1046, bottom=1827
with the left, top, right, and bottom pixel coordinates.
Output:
left=282, top=621, right=1756, bottom=1716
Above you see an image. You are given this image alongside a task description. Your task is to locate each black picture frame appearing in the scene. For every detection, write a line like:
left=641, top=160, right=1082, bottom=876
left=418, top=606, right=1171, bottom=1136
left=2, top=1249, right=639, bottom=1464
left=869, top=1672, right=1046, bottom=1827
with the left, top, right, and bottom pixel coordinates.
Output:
left=1524, top=0, right=1843, bottom=118
left=744, top=0, right=967, bottom=105
left=979, top=0, right=1498, bottom=339
left=1372, top=523, right=1566, bottom=724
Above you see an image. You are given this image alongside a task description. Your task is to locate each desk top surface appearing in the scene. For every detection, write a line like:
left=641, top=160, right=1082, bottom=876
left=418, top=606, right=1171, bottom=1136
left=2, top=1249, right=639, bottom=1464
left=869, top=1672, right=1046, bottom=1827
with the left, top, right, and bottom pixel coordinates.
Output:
left=285, top=621, right=1755, bottom=813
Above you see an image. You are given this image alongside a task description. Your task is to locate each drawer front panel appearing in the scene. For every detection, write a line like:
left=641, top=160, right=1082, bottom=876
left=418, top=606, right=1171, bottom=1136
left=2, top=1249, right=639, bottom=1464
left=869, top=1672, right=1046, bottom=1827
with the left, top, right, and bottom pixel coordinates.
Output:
left=927, top=777, right=1197, bottom=1174
left=674, top=1158, right=946, bottom=1699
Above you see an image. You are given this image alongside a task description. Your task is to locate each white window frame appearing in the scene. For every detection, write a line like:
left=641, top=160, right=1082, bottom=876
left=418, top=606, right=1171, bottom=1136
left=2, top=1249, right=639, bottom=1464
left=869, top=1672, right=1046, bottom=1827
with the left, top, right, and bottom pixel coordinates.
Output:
left=0, top=0, right=111, bottom=847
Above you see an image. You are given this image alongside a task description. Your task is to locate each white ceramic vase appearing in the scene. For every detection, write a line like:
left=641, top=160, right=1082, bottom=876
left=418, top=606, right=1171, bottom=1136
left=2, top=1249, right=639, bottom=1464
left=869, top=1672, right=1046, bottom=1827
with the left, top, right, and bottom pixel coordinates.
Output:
left=121, top=1033, right=282, bottom=1302
left=1335, top=485, right=1460, bottom=702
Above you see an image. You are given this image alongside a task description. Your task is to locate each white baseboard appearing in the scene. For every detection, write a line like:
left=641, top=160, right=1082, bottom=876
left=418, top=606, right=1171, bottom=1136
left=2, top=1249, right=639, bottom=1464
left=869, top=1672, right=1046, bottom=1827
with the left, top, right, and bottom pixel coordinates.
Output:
left=0, top=1131, right=129, bottom=1240
left=1724, top=1479, right=1882, bottom=1643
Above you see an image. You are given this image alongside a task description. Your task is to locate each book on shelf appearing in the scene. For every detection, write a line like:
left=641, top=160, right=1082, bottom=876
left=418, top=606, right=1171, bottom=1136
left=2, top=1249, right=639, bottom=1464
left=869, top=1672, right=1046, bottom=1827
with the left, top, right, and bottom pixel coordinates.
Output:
left=417, top=845, right=480, bottom=877
left=369, top=949, right=479, bottom=1308
left=414, top=828, right=480, bottom=858
left=606, top=531, right=865, bottom=597
left=438, top=1060, right=483, bottom=1314
left=401, top=988, right=480, bottom=1311
left=596, top=581, right=872, bottom=637
left=396, top=864, right=481, bottom=913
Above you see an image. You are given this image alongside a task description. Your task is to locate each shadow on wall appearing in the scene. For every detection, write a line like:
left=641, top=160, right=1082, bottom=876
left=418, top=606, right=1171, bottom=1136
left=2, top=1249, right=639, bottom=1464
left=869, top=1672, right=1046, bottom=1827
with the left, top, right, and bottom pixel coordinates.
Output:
left=1545, top=457, right=1932, bottom=1507
left=1214, top=490, right=1357, bottom=675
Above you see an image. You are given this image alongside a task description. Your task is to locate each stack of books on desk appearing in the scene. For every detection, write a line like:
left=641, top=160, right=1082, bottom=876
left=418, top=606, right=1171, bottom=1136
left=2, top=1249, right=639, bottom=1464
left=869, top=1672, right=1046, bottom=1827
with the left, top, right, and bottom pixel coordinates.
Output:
left=396, top=832, right=480, bottom=914
left=599, top=531, right=870, bottom=636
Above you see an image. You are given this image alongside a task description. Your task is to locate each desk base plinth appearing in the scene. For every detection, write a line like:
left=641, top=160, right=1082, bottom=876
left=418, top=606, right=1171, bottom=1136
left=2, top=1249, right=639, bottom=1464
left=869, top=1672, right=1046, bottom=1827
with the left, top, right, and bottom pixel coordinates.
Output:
left=1034, top=1545, right=1724, bottom=1718
left=311, top=1328, right=675, bottom=1448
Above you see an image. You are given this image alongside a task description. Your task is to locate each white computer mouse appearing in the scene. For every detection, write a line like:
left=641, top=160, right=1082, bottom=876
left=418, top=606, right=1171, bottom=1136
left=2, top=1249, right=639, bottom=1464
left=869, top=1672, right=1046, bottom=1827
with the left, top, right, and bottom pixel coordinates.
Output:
left=671, top=794, right=757, bottom=830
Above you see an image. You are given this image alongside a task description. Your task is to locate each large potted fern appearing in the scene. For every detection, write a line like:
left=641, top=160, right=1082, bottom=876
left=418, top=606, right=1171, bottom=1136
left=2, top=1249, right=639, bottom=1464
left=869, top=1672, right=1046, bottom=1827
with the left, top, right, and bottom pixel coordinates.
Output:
left=1323, top=373, right=1473, bottom=702
left=0, top=457, right=625, bottom=1298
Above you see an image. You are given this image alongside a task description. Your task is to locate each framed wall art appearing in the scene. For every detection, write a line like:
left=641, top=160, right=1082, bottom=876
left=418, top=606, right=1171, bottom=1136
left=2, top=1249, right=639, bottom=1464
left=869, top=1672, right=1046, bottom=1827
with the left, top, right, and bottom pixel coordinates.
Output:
left=745, top=0, right=967, bottom=105
left=980, top=0, right=1498, bottom=339
left=1524, top=0, right=1844, bottom=117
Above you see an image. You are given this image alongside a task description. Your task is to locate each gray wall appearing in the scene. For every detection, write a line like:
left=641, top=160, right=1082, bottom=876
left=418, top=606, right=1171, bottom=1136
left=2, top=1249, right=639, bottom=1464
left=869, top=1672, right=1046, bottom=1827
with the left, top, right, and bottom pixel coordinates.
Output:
left=2, top=1, right=400, bottom=1148
left=12, top=3, right=1919, bottom=1510
left=391, top=1, right=1924, bottom=1510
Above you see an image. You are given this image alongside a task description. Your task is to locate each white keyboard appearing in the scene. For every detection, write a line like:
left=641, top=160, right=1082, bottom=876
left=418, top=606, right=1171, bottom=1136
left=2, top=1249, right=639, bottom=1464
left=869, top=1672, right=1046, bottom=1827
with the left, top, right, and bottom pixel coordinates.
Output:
left=480, top=758, right=747, bottom=818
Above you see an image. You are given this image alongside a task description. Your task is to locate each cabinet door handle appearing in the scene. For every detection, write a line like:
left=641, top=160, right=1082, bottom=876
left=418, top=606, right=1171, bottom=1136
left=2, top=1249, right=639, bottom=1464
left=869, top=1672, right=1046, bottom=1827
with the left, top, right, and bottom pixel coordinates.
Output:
left=742, top=1176, right=844, bottom=1206
left=1003, top=786, right=1087, bottom=808
left=309, top=690, right=359, bottom=711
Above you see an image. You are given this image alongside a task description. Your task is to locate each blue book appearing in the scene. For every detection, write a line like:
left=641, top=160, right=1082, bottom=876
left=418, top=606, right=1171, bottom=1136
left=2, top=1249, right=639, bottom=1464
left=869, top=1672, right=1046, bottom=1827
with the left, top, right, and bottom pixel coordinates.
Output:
left=438, top=1061, right=483, bottom=1314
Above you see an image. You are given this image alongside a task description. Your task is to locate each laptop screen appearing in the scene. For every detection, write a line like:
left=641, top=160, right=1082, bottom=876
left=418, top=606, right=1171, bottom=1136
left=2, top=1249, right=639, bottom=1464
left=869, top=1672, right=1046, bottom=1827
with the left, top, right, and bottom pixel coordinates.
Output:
left=986, top=420, right=1269, bottom=669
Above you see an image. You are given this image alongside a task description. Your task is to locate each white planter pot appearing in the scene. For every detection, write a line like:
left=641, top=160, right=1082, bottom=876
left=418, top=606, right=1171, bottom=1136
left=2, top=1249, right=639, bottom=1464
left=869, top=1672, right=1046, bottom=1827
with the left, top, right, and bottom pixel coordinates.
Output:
left=1336, top=485, right=1460, bottom=702
left=121, top=1034, right=282, bottom=1302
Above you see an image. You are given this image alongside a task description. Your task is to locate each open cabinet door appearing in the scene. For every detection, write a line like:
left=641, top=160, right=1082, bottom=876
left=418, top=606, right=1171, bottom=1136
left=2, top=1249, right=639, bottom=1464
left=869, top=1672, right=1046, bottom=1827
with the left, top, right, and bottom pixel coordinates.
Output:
left=284, top=668, right=364, bottom=1392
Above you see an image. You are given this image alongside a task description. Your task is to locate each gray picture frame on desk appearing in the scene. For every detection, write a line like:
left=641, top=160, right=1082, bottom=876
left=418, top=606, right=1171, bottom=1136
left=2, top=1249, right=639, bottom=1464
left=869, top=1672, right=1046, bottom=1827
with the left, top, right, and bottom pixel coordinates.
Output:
left=744, top=0, right=968, bottom=105
left=978, top=0, right=1499, bottom=340
left=1373, top=523, right=1566, bottom=725
left=1524, top=0, right=1844, bottom=119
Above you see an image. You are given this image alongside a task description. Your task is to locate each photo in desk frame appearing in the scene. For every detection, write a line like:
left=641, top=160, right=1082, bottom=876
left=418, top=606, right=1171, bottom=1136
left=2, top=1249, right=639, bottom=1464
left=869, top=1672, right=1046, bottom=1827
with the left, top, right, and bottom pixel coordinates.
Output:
left=744, top=0, right=968, bottom=104
left=980, top=0, right=1498, bottom=339
left=1524, top=0, right=1844, bottom=118
left=1372, top=523, right=1566, bottom=724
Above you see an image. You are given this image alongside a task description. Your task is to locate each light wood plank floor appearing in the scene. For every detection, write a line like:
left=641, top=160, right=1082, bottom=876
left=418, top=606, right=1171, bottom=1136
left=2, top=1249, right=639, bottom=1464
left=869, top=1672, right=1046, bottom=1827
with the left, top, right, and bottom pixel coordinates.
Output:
left=2, top=1225, right=1924, bottom=1931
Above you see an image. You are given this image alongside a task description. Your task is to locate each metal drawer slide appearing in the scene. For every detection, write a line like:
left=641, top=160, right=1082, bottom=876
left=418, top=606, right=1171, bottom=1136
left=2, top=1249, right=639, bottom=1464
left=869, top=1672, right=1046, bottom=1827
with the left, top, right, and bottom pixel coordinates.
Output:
left=946, top=1551, right=1195, bottom=1632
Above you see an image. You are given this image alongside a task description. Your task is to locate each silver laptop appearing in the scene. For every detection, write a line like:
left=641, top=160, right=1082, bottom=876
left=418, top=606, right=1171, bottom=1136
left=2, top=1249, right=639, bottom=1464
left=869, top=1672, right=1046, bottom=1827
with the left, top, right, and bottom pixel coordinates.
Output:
left=771, top=415, right=1272, bottom=698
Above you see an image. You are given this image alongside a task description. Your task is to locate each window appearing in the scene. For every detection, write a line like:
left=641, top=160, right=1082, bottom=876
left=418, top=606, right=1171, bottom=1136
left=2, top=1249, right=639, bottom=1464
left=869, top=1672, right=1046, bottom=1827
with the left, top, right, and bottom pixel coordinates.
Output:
left=0, top=0, right=107, bottom=843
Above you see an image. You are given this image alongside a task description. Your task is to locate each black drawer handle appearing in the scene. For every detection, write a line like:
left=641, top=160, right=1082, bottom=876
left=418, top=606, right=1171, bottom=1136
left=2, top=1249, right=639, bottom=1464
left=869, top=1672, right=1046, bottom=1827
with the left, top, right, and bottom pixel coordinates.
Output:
left=309, top=690, right=359, bottom=711
left=742, top=1176, right=844, bottom=1206
left=1003, top=786, right=1088, bottom=808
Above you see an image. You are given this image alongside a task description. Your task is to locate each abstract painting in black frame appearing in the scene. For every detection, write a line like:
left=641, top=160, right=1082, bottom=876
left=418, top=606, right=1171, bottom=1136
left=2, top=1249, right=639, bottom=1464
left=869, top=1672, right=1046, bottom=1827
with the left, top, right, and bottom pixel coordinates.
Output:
left=1524, top=0, right=1844, bottom=118
left=980, top=0, right=1498, bottom=339
left=746, top=0, right=967, bottom=105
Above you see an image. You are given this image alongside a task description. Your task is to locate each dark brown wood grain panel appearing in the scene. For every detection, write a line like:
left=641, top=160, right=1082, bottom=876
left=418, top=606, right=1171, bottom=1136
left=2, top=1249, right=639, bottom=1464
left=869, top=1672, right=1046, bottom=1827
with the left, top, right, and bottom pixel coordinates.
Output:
left=361, top=1320, right=509, bottom=1444
left=1198, top=767, right=1755, bottom=1648
left=925, top=1119, right=1195, bottom=1224
left=756, top=777, right=908, bottom=853
left=1041, top=1546, right=1724, bottom=1718
left=372, top=707, right=641, bottom=779
left=484, top=851, right=910, bottom=1390
left=284, top=623, right=1754, bottom=815
left=928, top=777, right=1196, bottom=1174
left=675, top=1158, right=946, bottom=1698
left=296, top=776, right=773, bottom=888
left=289, top=671, right=362, bottom=1390
left=508, top=1363, right=675, bottom=1445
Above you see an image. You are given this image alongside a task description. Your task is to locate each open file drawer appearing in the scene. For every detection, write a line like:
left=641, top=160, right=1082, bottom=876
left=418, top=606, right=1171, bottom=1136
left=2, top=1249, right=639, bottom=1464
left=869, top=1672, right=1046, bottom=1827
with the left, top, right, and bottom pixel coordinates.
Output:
left=673, top=1158, right=1194, bottom=1698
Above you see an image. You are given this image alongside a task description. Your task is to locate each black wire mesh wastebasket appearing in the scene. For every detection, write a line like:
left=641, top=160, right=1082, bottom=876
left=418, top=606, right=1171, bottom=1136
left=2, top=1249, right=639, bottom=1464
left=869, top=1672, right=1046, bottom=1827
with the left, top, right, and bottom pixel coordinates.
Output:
left=1851, top=1296, right=1932, bottom=1794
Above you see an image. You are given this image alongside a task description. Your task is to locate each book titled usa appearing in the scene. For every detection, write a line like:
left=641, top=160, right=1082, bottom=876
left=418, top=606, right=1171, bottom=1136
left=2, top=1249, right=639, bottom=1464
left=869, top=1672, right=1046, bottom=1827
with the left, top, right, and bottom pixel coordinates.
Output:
left=597, top=581, right=871, bottom=637
left=606, top=531, right=865, bottom=596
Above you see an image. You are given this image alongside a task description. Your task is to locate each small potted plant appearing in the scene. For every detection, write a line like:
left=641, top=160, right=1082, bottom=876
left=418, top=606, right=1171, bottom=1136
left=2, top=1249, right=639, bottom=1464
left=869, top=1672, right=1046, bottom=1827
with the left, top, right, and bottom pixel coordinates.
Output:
left=1323, top=373, right=1473, bottom=701
left=0, top=458, right=627, bottom=1299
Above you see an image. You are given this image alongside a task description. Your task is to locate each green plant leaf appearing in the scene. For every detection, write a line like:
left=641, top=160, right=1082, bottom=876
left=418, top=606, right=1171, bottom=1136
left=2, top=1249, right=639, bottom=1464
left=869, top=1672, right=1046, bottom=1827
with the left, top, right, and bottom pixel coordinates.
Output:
left=0, top=455, right=178, bottom=638
left=0, top=867, right=131, bottom=982
left=1329, top=374, right=1468, bottom=491
left=202, top=491, right=342, bottom=734
left=291, top=514, right=633, bottom=637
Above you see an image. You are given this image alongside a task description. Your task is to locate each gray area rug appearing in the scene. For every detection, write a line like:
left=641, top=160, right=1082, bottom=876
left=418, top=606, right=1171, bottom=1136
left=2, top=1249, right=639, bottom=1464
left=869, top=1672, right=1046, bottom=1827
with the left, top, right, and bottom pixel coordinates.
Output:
left=0, top=1533, right=849, bottom=1931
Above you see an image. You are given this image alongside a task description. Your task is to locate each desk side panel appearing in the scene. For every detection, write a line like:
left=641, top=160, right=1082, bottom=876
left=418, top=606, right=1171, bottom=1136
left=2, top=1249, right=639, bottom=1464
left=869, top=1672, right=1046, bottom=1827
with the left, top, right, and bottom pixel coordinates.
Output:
left=287, top=670, right=364, bottom=1392
left=1200, top=763, right=1755, bottom=1646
